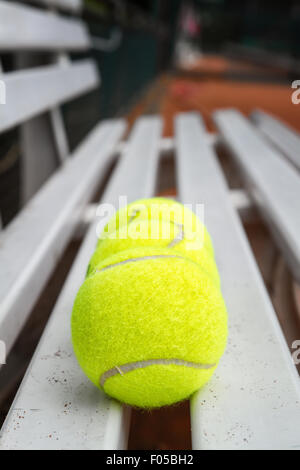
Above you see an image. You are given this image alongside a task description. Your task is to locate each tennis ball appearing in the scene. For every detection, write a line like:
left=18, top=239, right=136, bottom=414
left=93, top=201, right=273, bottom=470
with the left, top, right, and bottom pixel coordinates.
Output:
left=98, top=198, right=214, bottom=256
left=87, top=219, right=220, bottom=286
left=72, top=247, right=228, bottom=408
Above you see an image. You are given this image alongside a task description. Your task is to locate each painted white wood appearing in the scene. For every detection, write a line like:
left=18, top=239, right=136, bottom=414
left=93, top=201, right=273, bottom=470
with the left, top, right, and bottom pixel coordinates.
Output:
left=114, top=134, right=217, bottom=157
left=20, top=113, right=59, bottom=204
left=0, top=120, right=125, bottom=358
left=229, top=189, right=256, bottom=222
left=28, top=0, right=82, bottom=13
left=0, top=116, right=162, bottom=450
left=214, top=109, right=300, bottom=283
left=50, top=107, right=70, bottom=163
left=0, top=1, right=89, bottom=51
left=176, top=113, right=300, bottom=450
left=0, top=59, right=99, bottom=133
left=251, top=110, right=300, bottom=172
left=17, top=53, right=71, bottom=203
left=229, top=188, right=252, bottom=211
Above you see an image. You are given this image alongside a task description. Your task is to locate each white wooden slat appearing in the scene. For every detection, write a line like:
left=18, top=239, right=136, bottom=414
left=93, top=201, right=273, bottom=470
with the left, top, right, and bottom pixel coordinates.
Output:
left=50, top=107, right=70, bottom=163
left=0, top=1, right=89, bottom=51
left=0, top=59, right=99, bottom=133
left=20, top=113, right=59, bottom=203
left=0, top=116, right=162, bottom=450
left=29, top=0, right=82, bottom=13
left=251, top=109, right=300, bottom=171
left=229, top=189, right=256, bottom=222
left=114, top=134, right=218, bottom=157
left=214, top=109, right=300, bottom=283
left=176, top=113, right=300, bottom=450
left=0, top=120, right=125, bottom=358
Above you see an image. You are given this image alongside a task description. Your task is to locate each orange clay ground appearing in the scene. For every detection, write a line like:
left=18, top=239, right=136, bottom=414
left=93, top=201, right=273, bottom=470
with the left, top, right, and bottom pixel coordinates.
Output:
left=126, top=56, right=300, bottom=136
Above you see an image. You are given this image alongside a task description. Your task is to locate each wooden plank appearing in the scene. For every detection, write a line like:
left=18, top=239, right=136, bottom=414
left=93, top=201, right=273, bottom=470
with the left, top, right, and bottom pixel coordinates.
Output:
left=251, top=110, right=300, bottom=171
left=0, top=116, right=162, bottom=450
left=176, top=112, right=300, bottom=450
left=20, top=114, right=59, bottom=203
left=0, top=59, right=99, bottom=133
left=214, top=109, right=300, bottom=283
left=29, top=0, right=82, bottom=13
left=0, top=1, right=89, bottom=51
left=0, top=120, right=125, bottom=357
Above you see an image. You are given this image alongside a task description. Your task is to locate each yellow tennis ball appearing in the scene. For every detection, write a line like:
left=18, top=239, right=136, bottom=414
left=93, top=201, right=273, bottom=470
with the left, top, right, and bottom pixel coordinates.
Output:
left=72, top=247, right=228, bottom=408
left=98, top=197, right=214, bottom=256
left=88, top=219, right=220, bottom=286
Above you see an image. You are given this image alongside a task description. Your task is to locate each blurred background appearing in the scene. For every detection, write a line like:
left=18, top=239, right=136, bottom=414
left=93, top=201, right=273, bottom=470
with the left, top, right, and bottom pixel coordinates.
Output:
left=1, top=0, right=300, bottom=450
left=1, top=0, right=300, bottom=226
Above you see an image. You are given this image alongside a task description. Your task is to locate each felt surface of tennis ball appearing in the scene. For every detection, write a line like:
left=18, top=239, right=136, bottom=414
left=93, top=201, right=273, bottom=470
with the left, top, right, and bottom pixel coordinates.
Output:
left=98, top=198, right=214, bottom=256
left=88, top=220, right=220, bottom=286
left=72, top=247, right=228, bottom=408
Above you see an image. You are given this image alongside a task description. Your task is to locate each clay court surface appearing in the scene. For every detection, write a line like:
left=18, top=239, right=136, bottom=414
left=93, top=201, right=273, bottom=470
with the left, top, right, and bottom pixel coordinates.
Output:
left=127, top=56, right=300, bottom=135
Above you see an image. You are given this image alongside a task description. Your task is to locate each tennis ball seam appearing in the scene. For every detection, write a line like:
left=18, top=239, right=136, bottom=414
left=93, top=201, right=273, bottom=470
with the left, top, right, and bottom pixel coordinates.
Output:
left=93, top=252, right=219, bottom=286
left=167, top=222, right=184, bottom=248
left=73, top=199, right=227, bottom=408
left=97, top=254, right=192, bottom=273
left=100, top=358, right=217, bottom=387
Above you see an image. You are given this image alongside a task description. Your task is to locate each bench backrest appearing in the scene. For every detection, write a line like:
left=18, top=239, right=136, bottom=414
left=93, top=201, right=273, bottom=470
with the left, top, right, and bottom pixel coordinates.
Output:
left=0, top=0, right=102, bottom=353
left=0, top=0, right=99, bottom=201
left=29, top=0, right=82, bottom=13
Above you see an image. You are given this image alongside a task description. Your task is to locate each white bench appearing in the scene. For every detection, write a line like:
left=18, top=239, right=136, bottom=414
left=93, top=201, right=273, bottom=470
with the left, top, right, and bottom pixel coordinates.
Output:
left=27, top=0, right=82, bottom=13
left=0, top=0, right=96, bottom=203
left=0, top=0, right=128, bottom=449
left=251, top=109, right=300, bottom=172
left=214, top=109, right=300, bottom=284
left=1, top=0, right=300, bottom=450
left=176, top=114, right=300, bottom=449
left=1, top=108, right=300, bottom=449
